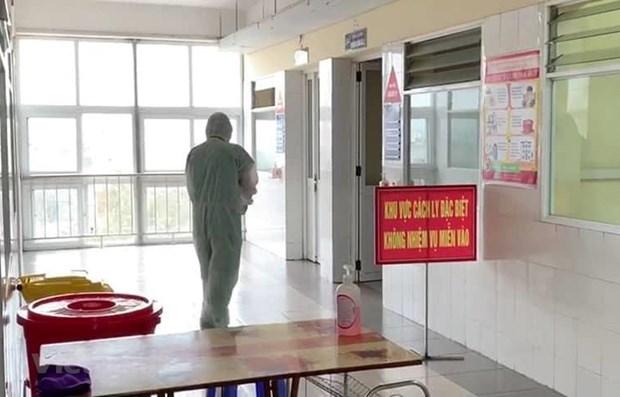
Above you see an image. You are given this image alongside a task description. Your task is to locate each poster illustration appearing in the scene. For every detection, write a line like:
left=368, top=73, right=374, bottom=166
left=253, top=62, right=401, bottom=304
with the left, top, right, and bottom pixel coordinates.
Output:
left=482, top=50, right=540, bottom=186
left=384, top=104, right=401, bottom=161
left=384, top=67, right=402, bottom=162
left=275, top=90, right=285, bottom=155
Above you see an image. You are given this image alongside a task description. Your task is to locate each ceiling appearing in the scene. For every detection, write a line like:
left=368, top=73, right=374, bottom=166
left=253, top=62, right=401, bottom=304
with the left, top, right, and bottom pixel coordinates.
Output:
left=220, top=0, right=398, bottom=53
left=95, top=0, right=255, bottom=10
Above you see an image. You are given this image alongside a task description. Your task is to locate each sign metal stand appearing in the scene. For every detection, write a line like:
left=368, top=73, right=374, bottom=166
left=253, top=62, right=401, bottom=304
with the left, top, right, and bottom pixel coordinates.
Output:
left=422, top=262, right=464, bottom=362
left=375, top=185, right=477, bottom=363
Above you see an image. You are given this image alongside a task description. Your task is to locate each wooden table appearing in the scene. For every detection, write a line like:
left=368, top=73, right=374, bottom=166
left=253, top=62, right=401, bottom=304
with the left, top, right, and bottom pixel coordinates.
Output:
left=40, top=319, right=428, bottom=397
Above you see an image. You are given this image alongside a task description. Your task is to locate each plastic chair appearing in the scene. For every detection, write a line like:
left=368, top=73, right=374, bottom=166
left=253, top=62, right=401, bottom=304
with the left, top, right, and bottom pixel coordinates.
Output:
left=255, top=379, right=286, bottom=397
left=206, top=379, right=286, bottom=397
left=206, top=386, right=237, bottom=397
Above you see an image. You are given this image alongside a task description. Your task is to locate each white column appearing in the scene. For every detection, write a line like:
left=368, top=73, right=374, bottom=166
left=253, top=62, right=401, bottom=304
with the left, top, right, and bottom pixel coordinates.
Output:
left=283, top=70, right=304, bottom=260
left=380, top=43, right=407, bottom=312
left=318, top=58, right=354, bottom=283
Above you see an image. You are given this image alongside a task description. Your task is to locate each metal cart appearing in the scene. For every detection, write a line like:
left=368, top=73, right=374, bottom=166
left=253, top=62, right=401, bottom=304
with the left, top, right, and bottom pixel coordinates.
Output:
left=307, top=373, right=430, bottom=397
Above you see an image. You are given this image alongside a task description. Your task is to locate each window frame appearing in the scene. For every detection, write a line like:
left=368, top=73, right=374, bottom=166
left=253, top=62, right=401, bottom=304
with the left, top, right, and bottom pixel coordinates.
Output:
left=15, top=35, right=244, bottom=248
left=404, top=80, right=482, bottom=180
left=541, top=1, right=620, bottom=235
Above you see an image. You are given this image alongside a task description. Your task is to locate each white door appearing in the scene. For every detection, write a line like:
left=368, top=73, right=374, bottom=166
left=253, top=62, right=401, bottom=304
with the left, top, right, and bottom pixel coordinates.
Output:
left=304, top=73, right=320, bottom=263
left=356, top=61, right=383, bottom=282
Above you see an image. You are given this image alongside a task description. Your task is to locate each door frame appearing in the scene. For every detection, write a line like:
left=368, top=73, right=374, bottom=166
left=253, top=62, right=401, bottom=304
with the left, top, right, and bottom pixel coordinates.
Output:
left=353, top=59, right=382, bottom=282
left=302, top=71, right=320, bottom=263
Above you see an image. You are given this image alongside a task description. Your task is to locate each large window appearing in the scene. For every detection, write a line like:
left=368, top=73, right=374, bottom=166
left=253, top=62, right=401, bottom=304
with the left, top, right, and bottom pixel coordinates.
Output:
left=27, top=118, right=78, bottom=173
left=448, top=89, right=480, bottom=169
left=547, top=1, right=620, bottom=229
left=408, top=87, right=480, bottom=185
left=17, top=38, right=243, bottom=248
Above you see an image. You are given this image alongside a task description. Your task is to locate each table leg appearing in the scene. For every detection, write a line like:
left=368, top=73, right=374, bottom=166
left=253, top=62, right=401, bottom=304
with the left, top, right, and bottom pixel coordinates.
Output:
left=363, top=380, right=430, bottom=397
left=290, top=377, right=300, bottom=397
left=272, top=379, right=280, bottom=397
left=343, top=373, right=349, bottom=397
left=265, top=379, right=274, bottom=397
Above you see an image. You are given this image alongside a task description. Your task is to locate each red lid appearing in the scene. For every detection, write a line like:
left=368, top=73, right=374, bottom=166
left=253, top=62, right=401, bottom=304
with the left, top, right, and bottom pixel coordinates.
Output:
left=23, top=292, right=158, bottom=325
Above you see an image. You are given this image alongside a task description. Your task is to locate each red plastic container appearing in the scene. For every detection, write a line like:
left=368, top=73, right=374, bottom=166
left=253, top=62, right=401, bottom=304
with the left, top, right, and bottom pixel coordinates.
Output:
left=17, top=292, right=163, bottom=394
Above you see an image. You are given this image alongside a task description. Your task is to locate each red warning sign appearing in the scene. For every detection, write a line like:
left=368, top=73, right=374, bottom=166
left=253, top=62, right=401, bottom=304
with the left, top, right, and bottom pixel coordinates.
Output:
left=384, top=67, right=401, bottom=104
left=275, top=91, right=284, bottom=115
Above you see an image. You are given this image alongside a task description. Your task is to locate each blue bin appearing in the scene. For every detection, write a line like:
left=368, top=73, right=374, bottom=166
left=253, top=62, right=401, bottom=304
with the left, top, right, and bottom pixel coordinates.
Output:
left=206, top=380, right=286, bottom=397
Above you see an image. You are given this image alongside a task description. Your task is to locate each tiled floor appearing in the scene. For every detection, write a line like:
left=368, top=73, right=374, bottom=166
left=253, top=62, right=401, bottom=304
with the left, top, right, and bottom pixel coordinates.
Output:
left=22, top=243, right=565, bottom=397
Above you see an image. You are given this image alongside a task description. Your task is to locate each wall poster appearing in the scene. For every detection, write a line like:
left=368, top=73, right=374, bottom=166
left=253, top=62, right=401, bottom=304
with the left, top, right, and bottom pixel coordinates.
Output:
left=482, top=50, right=540, bottom=187
left=384, top=67, right=402, bottom=162
left=275, top=90, right=285, bottom=155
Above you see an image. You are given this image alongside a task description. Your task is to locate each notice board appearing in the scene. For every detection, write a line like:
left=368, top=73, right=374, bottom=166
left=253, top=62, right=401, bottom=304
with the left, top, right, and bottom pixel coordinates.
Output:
left=482, top=50, right=540, bottom=187
left=375, top=185, right=477, bottom=265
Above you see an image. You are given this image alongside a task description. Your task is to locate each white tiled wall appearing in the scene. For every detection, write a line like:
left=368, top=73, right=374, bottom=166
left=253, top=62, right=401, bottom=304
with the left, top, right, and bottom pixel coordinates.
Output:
left=383, top=5, right=620, bottom=397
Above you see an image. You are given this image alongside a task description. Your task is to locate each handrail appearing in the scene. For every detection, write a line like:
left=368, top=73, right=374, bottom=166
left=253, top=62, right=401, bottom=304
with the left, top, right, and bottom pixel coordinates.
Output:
left=22, top=171, right=192, bottom=243
left=22, top=172, right=185, bottom=180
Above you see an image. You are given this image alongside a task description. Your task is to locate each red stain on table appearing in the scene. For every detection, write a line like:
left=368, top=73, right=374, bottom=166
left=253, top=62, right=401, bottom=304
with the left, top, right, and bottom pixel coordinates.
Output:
left=295, top=320, right=336, bottom=335
left=242, top=356, right=313, bottom=373
left=205, top=332, right=383, bottom=358
left=350, top=349, right=389, bottom=360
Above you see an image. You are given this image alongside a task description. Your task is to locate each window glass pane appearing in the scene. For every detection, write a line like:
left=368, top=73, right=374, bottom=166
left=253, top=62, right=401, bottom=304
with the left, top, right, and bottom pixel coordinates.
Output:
left=449, top=115, right=479, bottom=169
left=192, top=118, right=238, bottom=146
left=79, top=42, right=134, bottom=106
left=28, top=118, right=77, bottom=173
left=192, top=46, right=241, bottom=107
left=551, top=2, right=620, bottom=72
left=19, top=39, right=76, bottom=105
left=31, top=187, right=79, bottom=238
left=410, top=118, right=428, bottom=164
left=137, top=44, right=190, bottom=107
left=410, top=93, right=432, bottom=108
left=450, top=88, right=479, bottom=110
left=551, top=74, right=620, bottom=227
left=144, top=119, right=190, bottom=171
left=144, top=182, right=191, bottom=234
left=86, top=178, right=134, bottom=236
left=82, top=114, right=134, bottom=174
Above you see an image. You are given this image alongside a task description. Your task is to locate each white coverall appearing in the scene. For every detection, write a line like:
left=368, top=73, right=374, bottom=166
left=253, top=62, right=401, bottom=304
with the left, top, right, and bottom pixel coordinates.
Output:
left=185, top=113, right=258, bottom=329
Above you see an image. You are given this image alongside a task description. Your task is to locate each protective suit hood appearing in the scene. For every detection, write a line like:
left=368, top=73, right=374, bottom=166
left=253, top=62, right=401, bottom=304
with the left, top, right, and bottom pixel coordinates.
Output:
left=206, top=112, right=233, bottom=142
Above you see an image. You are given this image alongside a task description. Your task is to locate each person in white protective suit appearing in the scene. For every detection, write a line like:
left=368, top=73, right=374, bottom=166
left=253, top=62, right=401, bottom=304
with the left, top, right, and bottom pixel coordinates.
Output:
left=185, top=112, right=258, bottom=329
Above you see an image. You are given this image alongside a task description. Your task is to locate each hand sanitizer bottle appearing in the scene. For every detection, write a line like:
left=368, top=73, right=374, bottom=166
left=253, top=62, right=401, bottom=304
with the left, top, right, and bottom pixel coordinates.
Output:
left=336, top=265, right=361, bottom=336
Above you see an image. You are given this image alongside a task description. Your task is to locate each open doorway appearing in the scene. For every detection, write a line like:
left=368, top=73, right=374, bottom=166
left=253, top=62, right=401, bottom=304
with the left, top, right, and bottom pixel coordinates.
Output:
left=245, top=109, right=286, bottom=258
left=355, top=58, right=383, bottom=282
